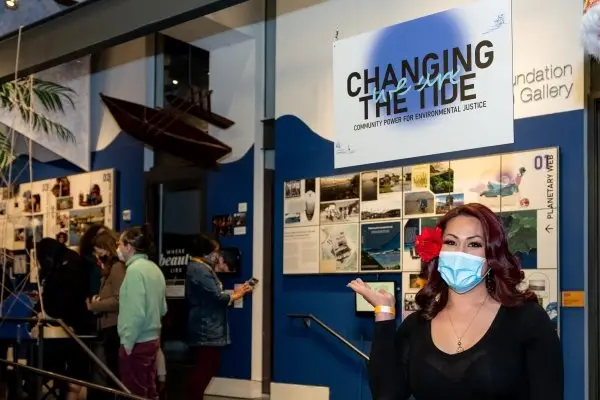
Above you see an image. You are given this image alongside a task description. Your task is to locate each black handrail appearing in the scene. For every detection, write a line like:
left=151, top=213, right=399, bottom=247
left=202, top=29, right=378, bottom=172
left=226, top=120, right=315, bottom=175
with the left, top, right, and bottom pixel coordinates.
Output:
left=0, top=358, right=148, bottom=400
left=0, top=316, right=130, bottom=394
left=288, top=314, right=369, bottom=361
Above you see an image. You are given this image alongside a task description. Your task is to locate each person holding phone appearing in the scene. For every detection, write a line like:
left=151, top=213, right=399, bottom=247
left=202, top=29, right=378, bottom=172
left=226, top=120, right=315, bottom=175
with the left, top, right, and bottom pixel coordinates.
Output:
left=185, top=234, right=254, bottom=399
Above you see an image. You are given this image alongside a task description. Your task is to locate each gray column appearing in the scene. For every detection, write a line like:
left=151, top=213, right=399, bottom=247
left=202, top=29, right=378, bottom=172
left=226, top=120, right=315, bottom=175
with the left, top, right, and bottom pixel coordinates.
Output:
left=261, top=0, right=276, bottom=392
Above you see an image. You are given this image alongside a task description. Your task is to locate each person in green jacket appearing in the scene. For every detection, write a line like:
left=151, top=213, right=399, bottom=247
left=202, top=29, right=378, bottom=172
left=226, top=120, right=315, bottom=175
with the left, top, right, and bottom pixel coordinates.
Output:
left=117, top=225, right=166, bottom=400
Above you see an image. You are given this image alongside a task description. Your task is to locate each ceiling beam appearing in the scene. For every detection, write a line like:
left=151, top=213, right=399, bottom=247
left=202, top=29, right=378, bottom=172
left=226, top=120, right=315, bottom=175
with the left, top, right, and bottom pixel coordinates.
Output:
left=0, top=0, right=248, bottom=83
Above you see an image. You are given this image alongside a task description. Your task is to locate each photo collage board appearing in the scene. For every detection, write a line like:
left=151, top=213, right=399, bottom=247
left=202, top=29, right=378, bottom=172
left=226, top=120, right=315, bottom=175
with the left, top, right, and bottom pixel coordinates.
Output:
left=283, top=148, right=559, bottom=324
left=0, top=169, right=115, bottom=278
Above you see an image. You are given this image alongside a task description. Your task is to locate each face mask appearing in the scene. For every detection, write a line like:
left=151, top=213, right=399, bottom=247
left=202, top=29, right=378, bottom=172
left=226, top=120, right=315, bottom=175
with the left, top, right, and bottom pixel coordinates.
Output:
left=116, top=248, right=126, bottom=262
left=205, top=251, right=224, bottom=268
left=438, top=251, right=487, bottom=294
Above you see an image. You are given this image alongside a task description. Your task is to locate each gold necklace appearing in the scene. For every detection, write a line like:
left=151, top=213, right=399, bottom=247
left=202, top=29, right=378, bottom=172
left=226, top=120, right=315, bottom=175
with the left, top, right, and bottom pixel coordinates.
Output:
left=447, top=295, right=488, bottom=353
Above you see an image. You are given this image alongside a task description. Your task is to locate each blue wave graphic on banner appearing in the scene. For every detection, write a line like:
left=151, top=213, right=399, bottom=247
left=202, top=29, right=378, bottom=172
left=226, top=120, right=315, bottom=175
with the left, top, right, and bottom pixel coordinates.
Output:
left=368, top=12, right=465, bottom=127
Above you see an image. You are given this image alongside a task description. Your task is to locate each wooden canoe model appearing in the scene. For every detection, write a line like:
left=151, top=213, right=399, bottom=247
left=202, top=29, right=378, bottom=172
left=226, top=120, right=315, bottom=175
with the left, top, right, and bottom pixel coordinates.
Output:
left=100, top=93, right=232, bottom=168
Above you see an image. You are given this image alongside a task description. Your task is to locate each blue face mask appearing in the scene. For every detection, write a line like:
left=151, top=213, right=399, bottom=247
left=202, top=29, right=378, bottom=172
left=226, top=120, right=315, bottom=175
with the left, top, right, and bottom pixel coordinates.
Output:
left=438, top=251, right=487, bottom=294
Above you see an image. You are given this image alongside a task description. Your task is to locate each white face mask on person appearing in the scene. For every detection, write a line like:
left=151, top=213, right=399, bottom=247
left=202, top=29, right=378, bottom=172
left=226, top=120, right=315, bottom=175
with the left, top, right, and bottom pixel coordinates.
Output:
left=117, top=248, right=126, bottom=262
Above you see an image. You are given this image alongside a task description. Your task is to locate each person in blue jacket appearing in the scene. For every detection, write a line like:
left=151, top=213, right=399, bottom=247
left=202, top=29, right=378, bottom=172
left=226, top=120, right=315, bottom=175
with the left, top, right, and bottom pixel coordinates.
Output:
left=185, top=234, right=253, bottom=398
left=116, top=225, right=166, bottom=400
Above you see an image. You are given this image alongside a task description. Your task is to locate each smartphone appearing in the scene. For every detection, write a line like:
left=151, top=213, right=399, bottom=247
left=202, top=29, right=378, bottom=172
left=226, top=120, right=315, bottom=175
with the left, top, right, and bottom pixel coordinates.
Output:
left=248, top=277, right=259, bottom=287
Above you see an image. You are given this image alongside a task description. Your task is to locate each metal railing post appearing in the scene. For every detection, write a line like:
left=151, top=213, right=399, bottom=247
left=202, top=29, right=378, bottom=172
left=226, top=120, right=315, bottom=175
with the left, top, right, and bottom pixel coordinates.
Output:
left=0, top=316, right=131, bottom=395
left=0, top=359, right=148, bottom=400
left=288, top=314, right=370, bottom=361
left=55, top=319, right=130, bottom=394
left=35, top=325, right=43, bottom=400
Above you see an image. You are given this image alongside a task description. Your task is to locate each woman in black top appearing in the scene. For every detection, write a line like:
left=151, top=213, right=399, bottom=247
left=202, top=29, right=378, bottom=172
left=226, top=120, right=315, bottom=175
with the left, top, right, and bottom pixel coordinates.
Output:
left=36, top=238, right=93, bottom=334
left=349, top=203, right=563, bottom=400
left=36, top=238, right=94, bottom=400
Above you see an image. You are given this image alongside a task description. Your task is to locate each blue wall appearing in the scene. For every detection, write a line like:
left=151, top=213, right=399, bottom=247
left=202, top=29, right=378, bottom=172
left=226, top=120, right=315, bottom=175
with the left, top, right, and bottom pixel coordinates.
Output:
left=14, top=132, right=145, bottom=231
left=206, top=147, right=255, bottom=380
left=273, top=111, right=585, bottom=400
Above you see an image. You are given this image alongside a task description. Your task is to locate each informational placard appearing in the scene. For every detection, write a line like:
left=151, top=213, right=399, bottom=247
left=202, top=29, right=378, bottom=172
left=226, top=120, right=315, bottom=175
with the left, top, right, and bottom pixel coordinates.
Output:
left=283, top=147, right=560, bottom=329
left=283, top=147, right=558, bottom=277
left=332, top=0, right=514, bottom=168
left=0, top=169, right=116, bottom=276
left=282, top=147, right=560, bottom=324
left=355, top=281, right=396, bottom=312
left=401, top=271, right=426, bottom=318
left=520, top=269, right=559, bottom=330
left=283, top=226, right=320, bottom=275
left=562, top=291, right=584, bottom=308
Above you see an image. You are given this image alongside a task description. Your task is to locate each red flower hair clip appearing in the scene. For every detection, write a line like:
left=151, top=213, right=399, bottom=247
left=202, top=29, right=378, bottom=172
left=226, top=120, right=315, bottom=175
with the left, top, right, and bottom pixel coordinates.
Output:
left=414, top=227, right=443, bottom=263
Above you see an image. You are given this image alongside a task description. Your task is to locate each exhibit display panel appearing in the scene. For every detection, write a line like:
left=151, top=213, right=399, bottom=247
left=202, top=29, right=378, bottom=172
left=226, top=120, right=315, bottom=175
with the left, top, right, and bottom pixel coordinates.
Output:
left=283, top=147, right=559, bottom=325
left=0, top=169, right=116, bottom=253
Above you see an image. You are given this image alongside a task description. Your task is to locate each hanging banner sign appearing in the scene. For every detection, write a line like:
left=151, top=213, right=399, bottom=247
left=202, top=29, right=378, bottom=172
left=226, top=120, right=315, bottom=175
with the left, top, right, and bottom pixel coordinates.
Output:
left=0, top=56, right=91, bottom=171
left=332, top=0, right=514, bottom=168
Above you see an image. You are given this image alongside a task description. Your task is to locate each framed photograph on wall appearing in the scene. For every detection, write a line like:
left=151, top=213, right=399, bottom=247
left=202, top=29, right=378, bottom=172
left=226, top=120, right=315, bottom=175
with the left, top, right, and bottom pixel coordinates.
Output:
left=217, top=246, right=241, bottom=275
left=355, top=281, right=396, bottom=313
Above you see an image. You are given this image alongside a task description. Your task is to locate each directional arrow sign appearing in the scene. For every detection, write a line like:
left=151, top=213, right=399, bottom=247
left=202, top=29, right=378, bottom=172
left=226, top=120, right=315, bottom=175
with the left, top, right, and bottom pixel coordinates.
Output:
left=545, top=225, right=554, bottom=233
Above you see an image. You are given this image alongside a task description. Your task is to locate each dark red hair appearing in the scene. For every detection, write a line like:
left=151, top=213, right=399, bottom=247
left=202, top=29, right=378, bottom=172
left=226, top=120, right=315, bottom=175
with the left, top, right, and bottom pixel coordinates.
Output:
left=415, top=203, right=537, bottom=319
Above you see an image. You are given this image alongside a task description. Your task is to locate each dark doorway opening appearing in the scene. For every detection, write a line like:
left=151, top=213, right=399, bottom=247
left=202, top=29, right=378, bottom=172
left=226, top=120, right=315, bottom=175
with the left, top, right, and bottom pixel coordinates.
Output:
left=161, top=34, right=210, bottom=106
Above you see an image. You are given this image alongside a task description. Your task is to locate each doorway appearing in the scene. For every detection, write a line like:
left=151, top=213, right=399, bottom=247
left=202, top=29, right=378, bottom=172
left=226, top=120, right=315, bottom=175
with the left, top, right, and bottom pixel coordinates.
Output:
left=145, top=167, right=207, bottom=341
left=154, top=181, right=204, bottom=298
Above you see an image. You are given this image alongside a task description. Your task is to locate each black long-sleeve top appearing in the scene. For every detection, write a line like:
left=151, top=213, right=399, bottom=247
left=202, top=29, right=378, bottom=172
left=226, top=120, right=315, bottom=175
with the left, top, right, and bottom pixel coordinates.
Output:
left=36, top=238, right=94, bottom=334
left=368, top=301, right=563, bottom=400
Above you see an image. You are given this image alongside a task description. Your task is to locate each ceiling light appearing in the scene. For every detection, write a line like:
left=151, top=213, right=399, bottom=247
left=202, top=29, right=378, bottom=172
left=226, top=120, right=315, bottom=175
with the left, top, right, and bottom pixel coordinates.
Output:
left=172, top=80, right=179, bottom=85
left=4, top=0, right=19, bottom=9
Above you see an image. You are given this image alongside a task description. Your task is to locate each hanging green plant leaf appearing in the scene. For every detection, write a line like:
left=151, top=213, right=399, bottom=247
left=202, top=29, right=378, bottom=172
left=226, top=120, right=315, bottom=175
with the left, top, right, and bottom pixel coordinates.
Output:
left=0, top=78, right=76, bottom=144
left=0, top=128, right=16, bottom=171
left=0, top=77, right=76, bottom=171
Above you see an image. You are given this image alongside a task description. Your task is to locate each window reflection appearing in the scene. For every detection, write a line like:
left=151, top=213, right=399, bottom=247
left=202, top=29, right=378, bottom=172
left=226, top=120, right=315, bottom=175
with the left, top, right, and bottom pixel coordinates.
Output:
left=161, top=35, right=210, bottom=106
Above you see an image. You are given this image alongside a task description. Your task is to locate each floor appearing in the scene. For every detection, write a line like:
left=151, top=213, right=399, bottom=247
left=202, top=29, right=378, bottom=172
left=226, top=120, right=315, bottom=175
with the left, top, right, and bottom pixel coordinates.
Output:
left=205, top=396, right=267, bottom=400
left=165, top=363, right=268, bottom=400
left=205, top=397, right=247, bottom=400
left=205, top=397, right=238, bottom=400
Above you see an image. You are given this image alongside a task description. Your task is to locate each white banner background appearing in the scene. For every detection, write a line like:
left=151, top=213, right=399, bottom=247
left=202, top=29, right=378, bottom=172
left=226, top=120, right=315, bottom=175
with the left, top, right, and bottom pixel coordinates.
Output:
left=333, top=0, right=514, bottom=168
